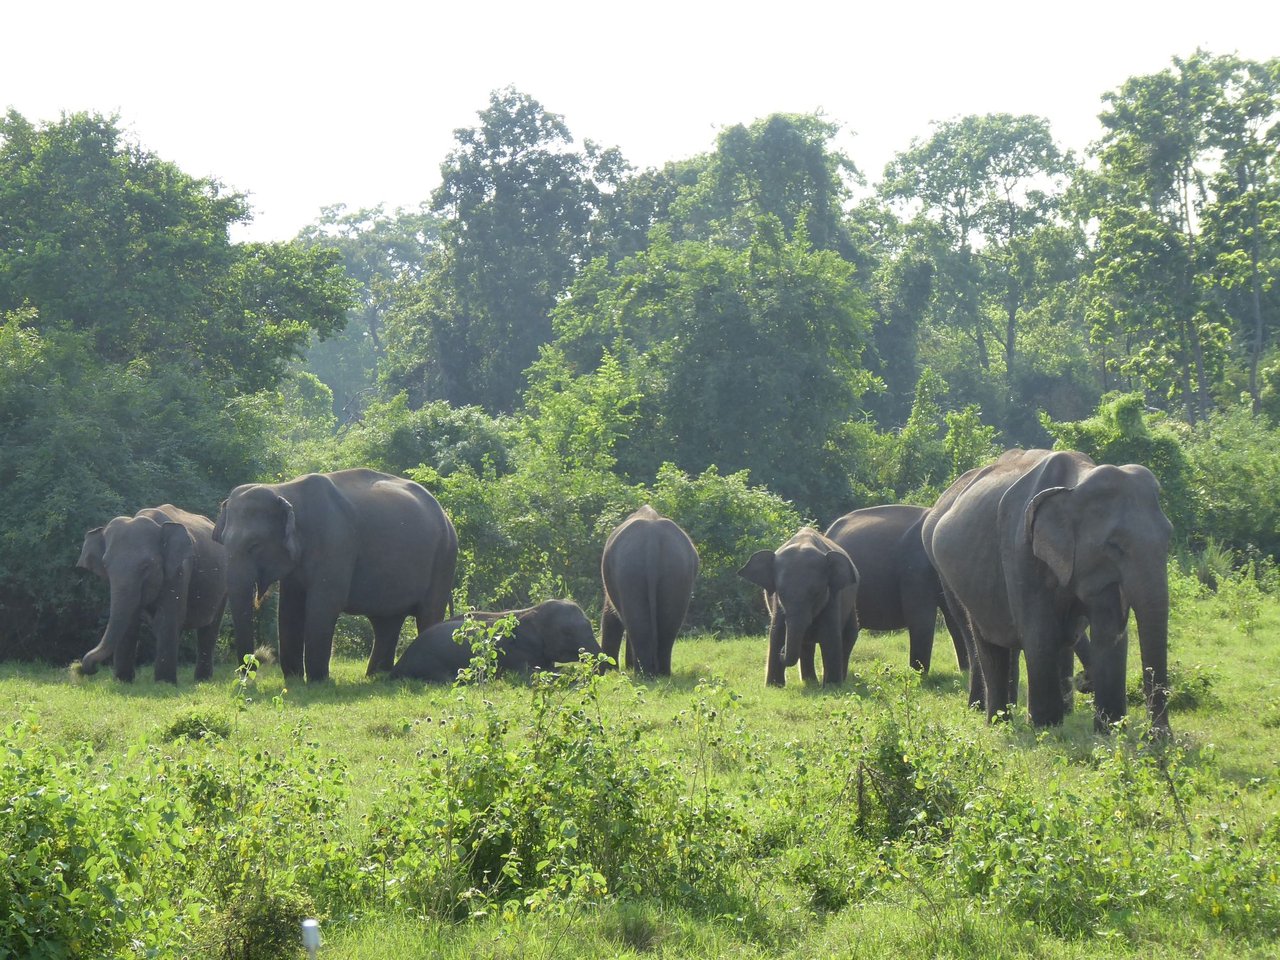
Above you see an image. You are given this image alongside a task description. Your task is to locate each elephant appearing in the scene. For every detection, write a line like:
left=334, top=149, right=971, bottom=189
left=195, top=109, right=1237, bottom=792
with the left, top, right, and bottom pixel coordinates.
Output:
left=389, top=600, right=601, bottom=682
left=824, top=504, right=968, bottom=674
left=923, top=449, right=1171, bottom=732
left=75, top=505, right=227, bottom=683
left=600, top=505, right=699, bottom=676
left=213, top=468, right=457, bottom=682
left=739, top=527, right=860, bottom=687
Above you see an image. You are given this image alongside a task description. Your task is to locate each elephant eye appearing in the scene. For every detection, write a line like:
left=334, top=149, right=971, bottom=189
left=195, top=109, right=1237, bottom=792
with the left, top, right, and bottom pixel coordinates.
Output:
left=1105, top=539, right=1124, bottom=556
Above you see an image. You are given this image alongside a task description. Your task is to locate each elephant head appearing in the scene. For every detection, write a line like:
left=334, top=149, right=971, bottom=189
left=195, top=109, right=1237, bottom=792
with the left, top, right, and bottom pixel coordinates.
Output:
left=1024, top=463, right=1172, bottom=730
left=740, top=529, right=858, bottom=670
left=213, top=486, right=301, bottom=660
left=76, top=516, right=195, bottom=678
left=510, top=600, right=601, bottom=668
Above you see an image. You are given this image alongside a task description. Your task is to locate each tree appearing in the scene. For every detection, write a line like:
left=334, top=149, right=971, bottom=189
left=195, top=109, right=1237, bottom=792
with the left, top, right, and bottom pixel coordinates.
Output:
left=297, top=203, right=440, bottom=420
left=1083, top=52, right=1229, bottom=423
left=537, top=219, right=873, bottom=517
left=0, top=110, right=354, bottom=396
left=671, top=113, right=860, bottom=257
left=1199, top=56, right=1280, bottom=410
left=383, top=88, right=623, bottom=412
left=881, top=113, right=1072, bottom=423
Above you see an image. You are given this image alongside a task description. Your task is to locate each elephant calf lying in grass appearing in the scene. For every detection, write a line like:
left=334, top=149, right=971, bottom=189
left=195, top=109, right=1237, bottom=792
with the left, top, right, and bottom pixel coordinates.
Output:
left=390, top=600, right=601, bottom=682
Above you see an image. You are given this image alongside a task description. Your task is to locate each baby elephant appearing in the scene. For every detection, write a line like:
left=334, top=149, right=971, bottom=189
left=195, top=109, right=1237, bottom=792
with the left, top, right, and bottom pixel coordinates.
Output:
left=390, top=599, right=600, bottom=682
left=76, top=504, right=227, bottom=683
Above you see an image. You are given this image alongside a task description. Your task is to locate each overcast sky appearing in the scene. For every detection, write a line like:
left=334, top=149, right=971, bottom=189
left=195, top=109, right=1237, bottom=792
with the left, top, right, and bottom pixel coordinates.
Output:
left=5, top=1, right=1277, bottom=241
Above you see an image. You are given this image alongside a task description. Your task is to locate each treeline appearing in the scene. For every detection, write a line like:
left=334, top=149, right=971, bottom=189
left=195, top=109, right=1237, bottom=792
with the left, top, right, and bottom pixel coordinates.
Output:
left=2, top=50, right=1279, bottom=660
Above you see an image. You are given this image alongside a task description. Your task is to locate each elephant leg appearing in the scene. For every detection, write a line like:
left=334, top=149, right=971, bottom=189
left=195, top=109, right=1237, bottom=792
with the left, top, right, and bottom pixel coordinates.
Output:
left=278, top=586, right=306, bottom=678
left=367, top=615, right=405, bottom=676
left=939, top=588, right=971, bottom=672
left=1057, top=643, right=1076, bottom=714
left=150, top=608, right=181, bottom=685
left=764, top=605, right=786, bottom=687
left=799, top=641, right=818, bottom=684
left=194, top=597, right=225, bottom=682
left=842, top=620, right=859, bottom=679
left=818, top=634, right=844, bottom=686
left=112, top=618, right=142, bottom=683
left=973, top=635, right=1014, bottom=722
left=1024, top=646, right=1066, bottom=727
left=601, top=600, right=624, bottom=671
left=906, top=619, right=933, bottom=673
left=301, top=593, right=341, bottom=683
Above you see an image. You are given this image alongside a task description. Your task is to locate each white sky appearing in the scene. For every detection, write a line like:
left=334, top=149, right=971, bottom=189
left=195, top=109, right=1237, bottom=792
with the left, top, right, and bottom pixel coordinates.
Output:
left=5, top=1, right=1277, bottom=242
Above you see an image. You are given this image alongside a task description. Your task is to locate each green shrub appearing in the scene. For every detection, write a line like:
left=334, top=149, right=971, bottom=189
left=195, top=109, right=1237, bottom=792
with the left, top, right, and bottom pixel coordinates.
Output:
left=364, top=663, right=745, bottom=920
left=1043, top=392, right=1195, bottom=537
left=1184, top=404, right=1280, bottom=559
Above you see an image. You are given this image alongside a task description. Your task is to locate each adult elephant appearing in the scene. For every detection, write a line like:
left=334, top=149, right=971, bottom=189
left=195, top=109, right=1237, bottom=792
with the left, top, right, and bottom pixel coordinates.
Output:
left=739, top=528, right=859, bottom=687
left=600, top=506, right=699, bottom=676
left=390, top=600, right=601, bottom=682
left=824, top=504, right=968, bottom=674
left=213, top=469, right=457, bottom=682
left=76, top=505, right=226, bottom=683
left=923, top=449, right=1171, bottom=732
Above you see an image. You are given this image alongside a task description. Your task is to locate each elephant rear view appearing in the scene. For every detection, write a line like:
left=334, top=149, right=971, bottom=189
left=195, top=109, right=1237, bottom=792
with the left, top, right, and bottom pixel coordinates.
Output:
left=214, top=469, right=457, bottom=682
left=600, top=505, right=698, bottom=676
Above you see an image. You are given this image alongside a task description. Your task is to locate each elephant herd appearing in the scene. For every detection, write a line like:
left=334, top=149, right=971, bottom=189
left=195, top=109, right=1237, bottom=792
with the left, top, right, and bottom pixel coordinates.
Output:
left=75, top=448, right=1173, bottom=733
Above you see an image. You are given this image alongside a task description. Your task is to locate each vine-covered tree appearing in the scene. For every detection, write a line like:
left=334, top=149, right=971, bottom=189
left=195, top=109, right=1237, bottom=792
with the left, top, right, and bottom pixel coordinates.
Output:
left=382, top=87, right=624, bottom=412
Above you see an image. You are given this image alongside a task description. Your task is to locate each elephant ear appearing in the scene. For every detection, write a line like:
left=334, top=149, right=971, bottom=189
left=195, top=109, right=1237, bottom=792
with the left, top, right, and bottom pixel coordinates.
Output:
left=77, top=527, right=107, bottom=578
left=212, top=500, right=229, bottom=543
left=826, top=549, right=858, bottom=592
left=161, top=522, right=197, bottom=581
left=738, top=550, right=777, bottom=592
left=277, top=495, right=301, bottom=563
left=1026, top=486, right=1075, bottom=585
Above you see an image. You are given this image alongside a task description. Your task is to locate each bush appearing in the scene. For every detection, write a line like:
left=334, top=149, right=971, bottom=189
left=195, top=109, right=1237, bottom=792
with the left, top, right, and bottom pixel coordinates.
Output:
left=1043, top=392, right=1195, bottom=537
left=1183, top=404, right=1280, bottom=560
left=0, top=316, right=266, bottom=663
left=364, top=663, right=745, bottom=919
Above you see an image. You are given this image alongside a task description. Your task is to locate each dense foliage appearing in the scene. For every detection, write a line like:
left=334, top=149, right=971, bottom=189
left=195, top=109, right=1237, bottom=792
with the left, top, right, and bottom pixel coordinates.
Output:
left=3, top=57, right=1280, bottom=669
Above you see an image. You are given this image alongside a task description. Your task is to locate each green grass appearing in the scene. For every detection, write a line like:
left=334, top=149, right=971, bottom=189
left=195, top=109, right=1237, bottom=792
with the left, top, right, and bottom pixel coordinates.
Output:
left=3, top=580, right=1280, bottom=959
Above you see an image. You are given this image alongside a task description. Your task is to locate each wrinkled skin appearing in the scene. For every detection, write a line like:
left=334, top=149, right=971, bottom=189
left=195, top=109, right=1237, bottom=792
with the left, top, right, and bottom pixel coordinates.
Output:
left=824, top=504, right=968, bottom=674
left=923, top=449, right=1171, bottom=733
left=390, top=600, right=601, bottom=682
left=600, top=506, right=699, bottom=677
left=739, top=528, right=859, bottom=687
left=214, top=469, right=457, bottom=682
left=76, top=505, right=226, bottom=683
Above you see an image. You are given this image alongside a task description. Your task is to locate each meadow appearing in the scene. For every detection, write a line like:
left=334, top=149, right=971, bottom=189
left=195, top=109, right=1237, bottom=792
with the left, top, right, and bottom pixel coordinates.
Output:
left=3, top=566, right=1279, bottom=960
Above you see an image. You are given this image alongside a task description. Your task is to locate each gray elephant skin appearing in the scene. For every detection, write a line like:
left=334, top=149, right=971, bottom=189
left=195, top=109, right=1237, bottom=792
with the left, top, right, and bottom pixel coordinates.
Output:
left=824, top=504, right=968, bottom=674
left=213, top=468, right=457, bottom=682
left=600, top=505, right=699, bottom=676
left=923, top=449, right=1171, bottom=732
left=76, top=505, right=227, bottom=683
left=739, top=527, right=859, bottom=687
left=390, top=600, right=601, bottom=682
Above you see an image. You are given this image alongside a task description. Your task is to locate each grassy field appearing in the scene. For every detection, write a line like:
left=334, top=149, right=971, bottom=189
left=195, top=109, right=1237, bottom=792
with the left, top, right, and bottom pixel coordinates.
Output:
left=3, top=572, right=1280, bottom=959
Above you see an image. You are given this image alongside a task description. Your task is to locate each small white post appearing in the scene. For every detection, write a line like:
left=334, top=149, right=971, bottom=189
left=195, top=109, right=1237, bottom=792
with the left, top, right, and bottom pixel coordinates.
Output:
left=301, top=918, right=321, bottom=958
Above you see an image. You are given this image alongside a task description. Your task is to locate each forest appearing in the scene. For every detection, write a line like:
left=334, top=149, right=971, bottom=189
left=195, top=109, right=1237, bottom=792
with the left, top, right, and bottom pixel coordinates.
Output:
left=1, top=49, right=1280, bottom=960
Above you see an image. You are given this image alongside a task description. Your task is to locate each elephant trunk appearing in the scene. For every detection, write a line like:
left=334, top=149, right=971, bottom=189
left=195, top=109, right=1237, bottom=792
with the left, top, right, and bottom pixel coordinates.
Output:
left=781, top=610, right=811, bottom=667
left=81, top=579, right=141, bottom=675
left=1132, top=583, right=1171, bottom=733
left=226, top=567, right=259, bottom=664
